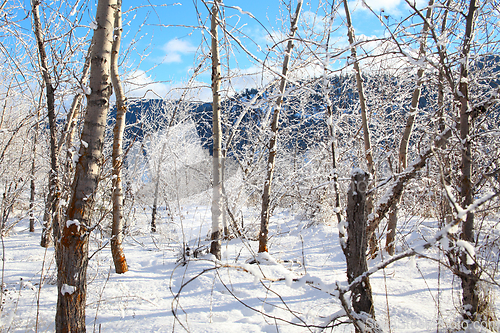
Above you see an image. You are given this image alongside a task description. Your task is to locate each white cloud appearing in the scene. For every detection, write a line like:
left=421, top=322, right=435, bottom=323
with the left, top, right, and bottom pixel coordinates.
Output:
left=123, top=69, right=212, bottom=101
left=161, top=38, right=197, bottom=64
left=123, top=70, right=170, bottom=98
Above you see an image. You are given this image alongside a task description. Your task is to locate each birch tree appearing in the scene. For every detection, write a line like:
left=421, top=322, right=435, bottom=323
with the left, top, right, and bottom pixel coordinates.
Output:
left=210, top=0, right=223, bottom=260
left=29, top=96, right=42, bottom=233
left=31, top=0, right=92, bottom=247
left=56, top=0, right=116, bottom=330
left=110, top=0, right=128, bottom=274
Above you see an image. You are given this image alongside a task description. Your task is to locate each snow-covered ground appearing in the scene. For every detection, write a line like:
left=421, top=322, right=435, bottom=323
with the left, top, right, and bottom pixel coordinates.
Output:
left=0, top=204, right=497, bottom=332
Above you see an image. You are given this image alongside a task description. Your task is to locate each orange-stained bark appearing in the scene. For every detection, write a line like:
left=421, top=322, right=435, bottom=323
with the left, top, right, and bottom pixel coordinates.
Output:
left=55, top=0, right=117, bottom=331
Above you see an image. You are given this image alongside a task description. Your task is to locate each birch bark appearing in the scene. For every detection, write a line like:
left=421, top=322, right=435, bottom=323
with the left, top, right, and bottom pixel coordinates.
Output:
left=110, top=0, right=128, bottom=274
left=56, top=0, right=116, bottom=331
left=210, top=0, right=223, bottom=259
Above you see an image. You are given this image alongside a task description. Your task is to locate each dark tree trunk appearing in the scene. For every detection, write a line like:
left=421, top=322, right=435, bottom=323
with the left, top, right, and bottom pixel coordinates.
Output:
left=458, top=0, right=481, bottom=322
left=32, top=0, right=60, bottom=248
left=344, top=169, right=375, bottom=323
left=29, top=121, right=38, bottom=233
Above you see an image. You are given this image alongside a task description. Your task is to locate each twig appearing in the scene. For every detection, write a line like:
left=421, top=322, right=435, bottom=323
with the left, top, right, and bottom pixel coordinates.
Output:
left=35, top=246, right=49, bottom=333
left=93, top=265, right=112, bottom=333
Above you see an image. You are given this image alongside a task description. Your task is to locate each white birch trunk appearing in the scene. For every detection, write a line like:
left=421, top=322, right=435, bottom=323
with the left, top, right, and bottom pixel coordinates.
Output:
left=56, top=0, right=116, bottom=331
left=210, top=0, right=223, bottom=259
left=110, top=0, right=128, bottom=274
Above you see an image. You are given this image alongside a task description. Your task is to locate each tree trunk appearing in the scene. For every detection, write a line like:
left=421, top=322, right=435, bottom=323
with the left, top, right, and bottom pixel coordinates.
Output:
left=386, top=0, right=434, bottom=255
left=29, top=157, right=36, bottom=232
left=323, top=1, right=342, bottom=227
left=210, top=0, right=223, bottom=260
left=259, top=1, right=302, bottom=253
left=32, top=0, right=60, bottom=248
left=110, top=0, right=128, bottom=274
left=345, top=169, right=375, bottom=327
left=437, top=0, right=453, bottom=228
left=150, top=140, right=167, bottom=233
left=458, top=0, right=481, bottom=322
left=29, top=103, right=41, bottom=233
left=151, top=139, right=168, bottom=234
left=342, top=0, right=378, bottom=254
left=342, top=0, right=374, bottom=178
left=151, top=194, right=158, bottom=232
left=60, top=45, right=92, bottom=207
left=55, top=0, right=116, bottom=331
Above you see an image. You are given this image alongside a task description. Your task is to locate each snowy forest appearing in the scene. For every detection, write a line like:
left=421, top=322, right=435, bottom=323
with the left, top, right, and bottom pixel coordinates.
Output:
left=0, top=0, right=499, bottom=332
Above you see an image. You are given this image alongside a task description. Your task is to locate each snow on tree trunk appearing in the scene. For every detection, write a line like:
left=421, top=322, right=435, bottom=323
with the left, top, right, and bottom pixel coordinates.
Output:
left=322, top=3, right=342, bottom=227
left=259, top=1, right=302, bottom=253
left=110, top=0, right=128, bottom=274
left=210, top=0, right=223, bottom=260
left=55, top=0, right=116, bottom=331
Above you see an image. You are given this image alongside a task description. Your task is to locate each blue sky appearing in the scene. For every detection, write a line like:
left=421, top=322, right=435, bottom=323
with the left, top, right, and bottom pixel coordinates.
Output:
left=120, top=0, right=427, bottom=100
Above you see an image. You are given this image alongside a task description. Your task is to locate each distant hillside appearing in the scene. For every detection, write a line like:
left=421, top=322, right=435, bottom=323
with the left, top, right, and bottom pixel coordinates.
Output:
left=110, top=60, right=499, bottom=157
